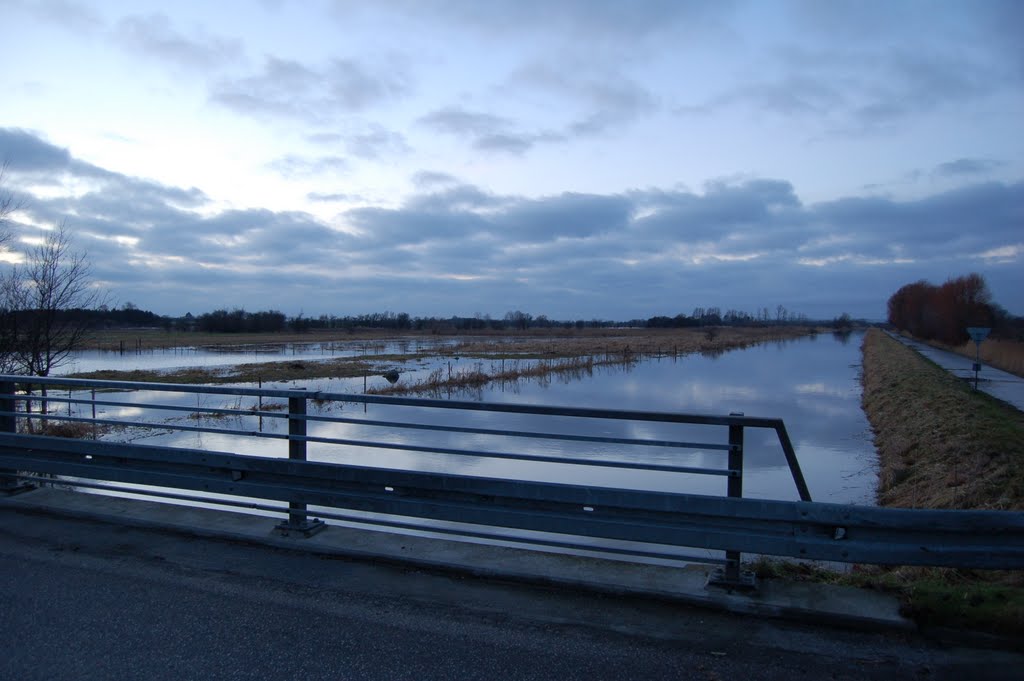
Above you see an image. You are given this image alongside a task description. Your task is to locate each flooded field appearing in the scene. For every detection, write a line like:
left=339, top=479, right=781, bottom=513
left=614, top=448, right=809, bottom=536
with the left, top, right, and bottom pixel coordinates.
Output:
left=48, top=331, right=876, bottom=506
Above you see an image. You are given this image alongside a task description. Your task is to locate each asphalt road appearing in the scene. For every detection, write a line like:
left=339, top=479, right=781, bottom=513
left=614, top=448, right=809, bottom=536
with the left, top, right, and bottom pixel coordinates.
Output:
left=0, top=508, right=1019, bottom=680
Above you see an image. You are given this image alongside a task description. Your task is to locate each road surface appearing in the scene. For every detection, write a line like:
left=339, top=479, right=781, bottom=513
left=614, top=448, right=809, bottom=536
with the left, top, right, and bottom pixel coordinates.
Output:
left=0, top=507, right=1020, bottom=680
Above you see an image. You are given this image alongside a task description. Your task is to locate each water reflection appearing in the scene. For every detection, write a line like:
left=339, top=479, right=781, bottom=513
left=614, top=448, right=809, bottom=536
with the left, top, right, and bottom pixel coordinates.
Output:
left=56, top=337, right=462, bottom=375
left=465, top=332, right=876, bottom=505
left=59, top=331, right=875, bottom=508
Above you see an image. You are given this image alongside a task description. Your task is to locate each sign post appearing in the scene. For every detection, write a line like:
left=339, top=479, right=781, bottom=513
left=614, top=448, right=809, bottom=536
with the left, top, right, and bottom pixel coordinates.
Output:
left=966, top=327, right=991, bottom=391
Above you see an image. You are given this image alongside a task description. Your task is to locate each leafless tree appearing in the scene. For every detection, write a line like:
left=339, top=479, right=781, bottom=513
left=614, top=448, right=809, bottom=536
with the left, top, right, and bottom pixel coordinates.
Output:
left=0, top=161, right=22, bottom=374
left=0, top=161, right=18, bottom=246
left=5, top=222, right=102, bottom=380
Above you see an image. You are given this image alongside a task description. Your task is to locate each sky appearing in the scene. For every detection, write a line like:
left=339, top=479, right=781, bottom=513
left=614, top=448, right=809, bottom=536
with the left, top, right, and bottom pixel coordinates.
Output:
left=0, top=0, right=1021, bottom=322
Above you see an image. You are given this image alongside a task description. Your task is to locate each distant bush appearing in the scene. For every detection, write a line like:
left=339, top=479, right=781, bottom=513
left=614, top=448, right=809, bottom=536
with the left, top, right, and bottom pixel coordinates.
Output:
left=887, top=273, right=996, bottom=345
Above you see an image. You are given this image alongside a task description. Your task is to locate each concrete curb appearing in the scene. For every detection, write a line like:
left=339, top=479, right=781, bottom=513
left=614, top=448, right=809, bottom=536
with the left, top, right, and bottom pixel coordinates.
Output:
left=0, top=486, right=914, bottom=632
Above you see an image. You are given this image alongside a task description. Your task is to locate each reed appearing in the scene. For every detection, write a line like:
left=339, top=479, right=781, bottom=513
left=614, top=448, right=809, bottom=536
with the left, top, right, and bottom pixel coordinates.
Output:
left=367, top=356, right=597, bottom=396
left=948, top=338, right=1024, bottom=378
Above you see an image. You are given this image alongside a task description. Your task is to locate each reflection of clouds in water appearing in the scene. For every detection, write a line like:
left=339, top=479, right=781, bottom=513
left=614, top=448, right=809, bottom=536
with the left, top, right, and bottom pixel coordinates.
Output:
left=793, top=395, right=856, bottom=419
left=794, top=382, right=834, bottom=395
left=79, top=331, right=873, bottom=505
left=57, top=338, right=463, bottom=375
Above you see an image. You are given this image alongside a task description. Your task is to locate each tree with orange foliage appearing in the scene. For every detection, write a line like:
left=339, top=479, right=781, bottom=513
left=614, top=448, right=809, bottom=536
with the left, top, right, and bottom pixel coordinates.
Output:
left=887, top=273, right=994, bottom=344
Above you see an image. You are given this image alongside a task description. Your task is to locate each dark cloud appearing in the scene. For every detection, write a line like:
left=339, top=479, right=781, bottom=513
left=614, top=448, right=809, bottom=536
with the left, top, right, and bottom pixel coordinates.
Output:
left=406, top=185, right=505, bottom=213
left=212, top=56, right=412, bottom=123
left=0, top=128, right=74, bottom=172
left=632, top=180, right=803, bottom=245
left=494, top=193, right=634, bottom=241
left=346, top=205, right=489, bottom=245
left=811, top=181, right=1024, bottom=261
left=115, top=13, right=242, bottom=69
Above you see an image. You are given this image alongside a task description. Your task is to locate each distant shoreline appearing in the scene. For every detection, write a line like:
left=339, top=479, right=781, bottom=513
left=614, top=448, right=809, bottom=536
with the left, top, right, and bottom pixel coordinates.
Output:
left=71, top=326, right=820, bottom=385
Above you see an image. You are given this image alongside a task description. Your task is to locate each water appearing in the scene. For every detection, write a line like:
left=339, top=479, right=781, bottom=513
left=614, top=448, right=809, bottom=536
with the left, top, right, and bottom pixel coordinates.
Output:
left=56, top=338, right=461, bottom=375
left=53, top=331, right=876, bottom=506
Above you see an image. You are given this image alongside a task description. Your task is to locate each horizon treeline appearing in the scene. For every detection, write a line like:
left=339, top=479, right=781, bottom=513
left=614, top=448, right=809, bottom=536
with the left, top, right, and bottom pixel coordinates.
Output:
left=47, top=304, right=863, bottom=334
left=887, top=273, right=1021, bottom=344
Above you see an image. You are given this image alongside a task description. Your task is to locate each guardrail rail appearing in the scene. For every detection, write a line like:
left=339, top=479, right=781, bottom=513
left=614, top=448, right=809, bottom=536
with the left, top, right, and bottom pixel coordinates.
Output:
left=1, top=375, right=1021, bottom=587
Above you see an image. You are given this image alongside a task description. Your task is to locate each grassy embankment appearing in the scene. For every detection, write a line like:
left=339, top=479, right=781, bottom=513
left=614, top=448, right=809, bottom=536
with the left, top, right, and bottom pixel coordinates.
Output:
left=71, top=326, right=817, bottom=387
left=761, top=328, right=1024, bottom=638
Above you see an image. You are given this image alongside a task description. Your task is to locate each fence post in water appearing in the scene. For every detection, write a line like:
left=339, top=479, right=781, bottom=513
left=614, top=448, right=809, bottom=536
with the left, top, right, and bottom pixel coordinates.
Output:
left=0, top=380, right=33, bottom=494
left=275, top=389, right=325, bottom=537
left=708, top=414, right=755, bottom=590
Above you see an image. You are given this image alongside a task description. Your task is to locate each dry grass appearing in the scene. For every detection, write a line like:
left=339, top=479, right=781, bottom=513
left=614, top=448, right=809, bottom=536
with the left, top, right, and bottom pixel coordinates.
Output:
left=69, top=358, right=376, bottom=385
left=83, top=328, right=419, bottom=351
left=752, top=557, right=1024, bottom=638
left=84, top=325, right=815, bottom=353
left=367, top=356, right=598, bottom=396
left=447, top=326, right=817, bottom=359
left=944, top=338, right=1024, bottom=378
left=757, top=330, right=1024, bottom=639
left=366, top=327, right=816, bottom=396
left=861, top=328, right=1024, bottom=510
left=34, top=420, right=105, bottom=439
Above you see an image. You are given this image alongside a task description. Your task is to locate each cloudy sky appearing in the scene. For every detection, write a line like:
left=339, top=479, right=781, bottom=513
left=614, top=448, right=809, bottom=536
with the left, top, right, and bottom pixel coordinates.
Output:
left=1, top=0, right=1021, bottom=321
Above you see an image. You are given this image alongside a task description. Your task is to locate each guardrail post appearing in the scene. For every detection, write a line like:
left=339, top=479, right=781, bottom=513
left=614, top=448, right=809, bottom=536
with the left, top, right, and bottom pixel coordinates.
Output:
left=274, top=389, right=325, bottom=537
left=0, top=380, right=33, bottom=495
left=708, top=415, right=755, bottom=591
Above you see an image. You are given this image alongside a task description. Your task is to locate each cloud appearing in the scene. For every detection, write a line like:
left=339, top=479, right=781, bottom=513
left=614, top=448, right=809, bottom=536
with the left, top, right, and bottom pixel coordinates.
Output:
left=267, top=154, right=349, bottom=178
left=420, top=65, right=657, bottom=154
left=510, top=62, right=658, bottom=136
left=675, top=1, right=1019, bottom=137
left=346, top=126, right=410, bottom=160
left=412, top=171, right=460, bottom=188
left=114, top=13, right=242, bottom=70
left=418, top=106, right=566, bottom=154
left=307, top=191, right=359, bottom=203
left=9, top=0, right=102, bottom=32
left=0, top=128, right=75, bottom=173
left=211, top=56, right=412, bottom=123
left=933, top=158, right=1006, bottom=178
left=2, top=128, right=1021, bottom=319
left=346, top=1, right=735, bottom=44
left=680, top=46, right=1003, bottom=135
left=809, top=182, right=1024, bottom=262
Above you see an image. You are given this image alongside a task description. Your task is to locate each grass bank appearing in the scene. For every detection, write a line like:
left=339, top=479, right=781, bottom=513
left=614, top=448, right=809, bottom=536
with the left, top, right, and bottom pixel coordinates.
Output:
left=803, top=328, right=1024, bottom=639
left=861, top=328, right=1024, bottom=510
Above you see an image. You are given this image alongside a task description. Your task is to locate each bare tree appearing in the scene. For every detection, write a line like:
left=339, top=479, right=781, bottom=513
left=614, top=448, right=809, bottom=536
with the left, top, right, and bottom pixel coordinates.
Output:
left=5, top=222, right=102, bottom=382
left=0, top=161, right=18, bottom=246
left=0, top=161, right=22, bottom=374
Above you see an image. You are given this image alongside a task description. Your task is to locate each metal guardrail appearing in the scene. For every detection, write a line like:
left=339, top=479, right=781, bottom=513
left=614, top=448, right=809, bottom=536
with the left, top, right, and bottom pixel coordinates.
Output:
left=1, top=376, right=1022, bottom=583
